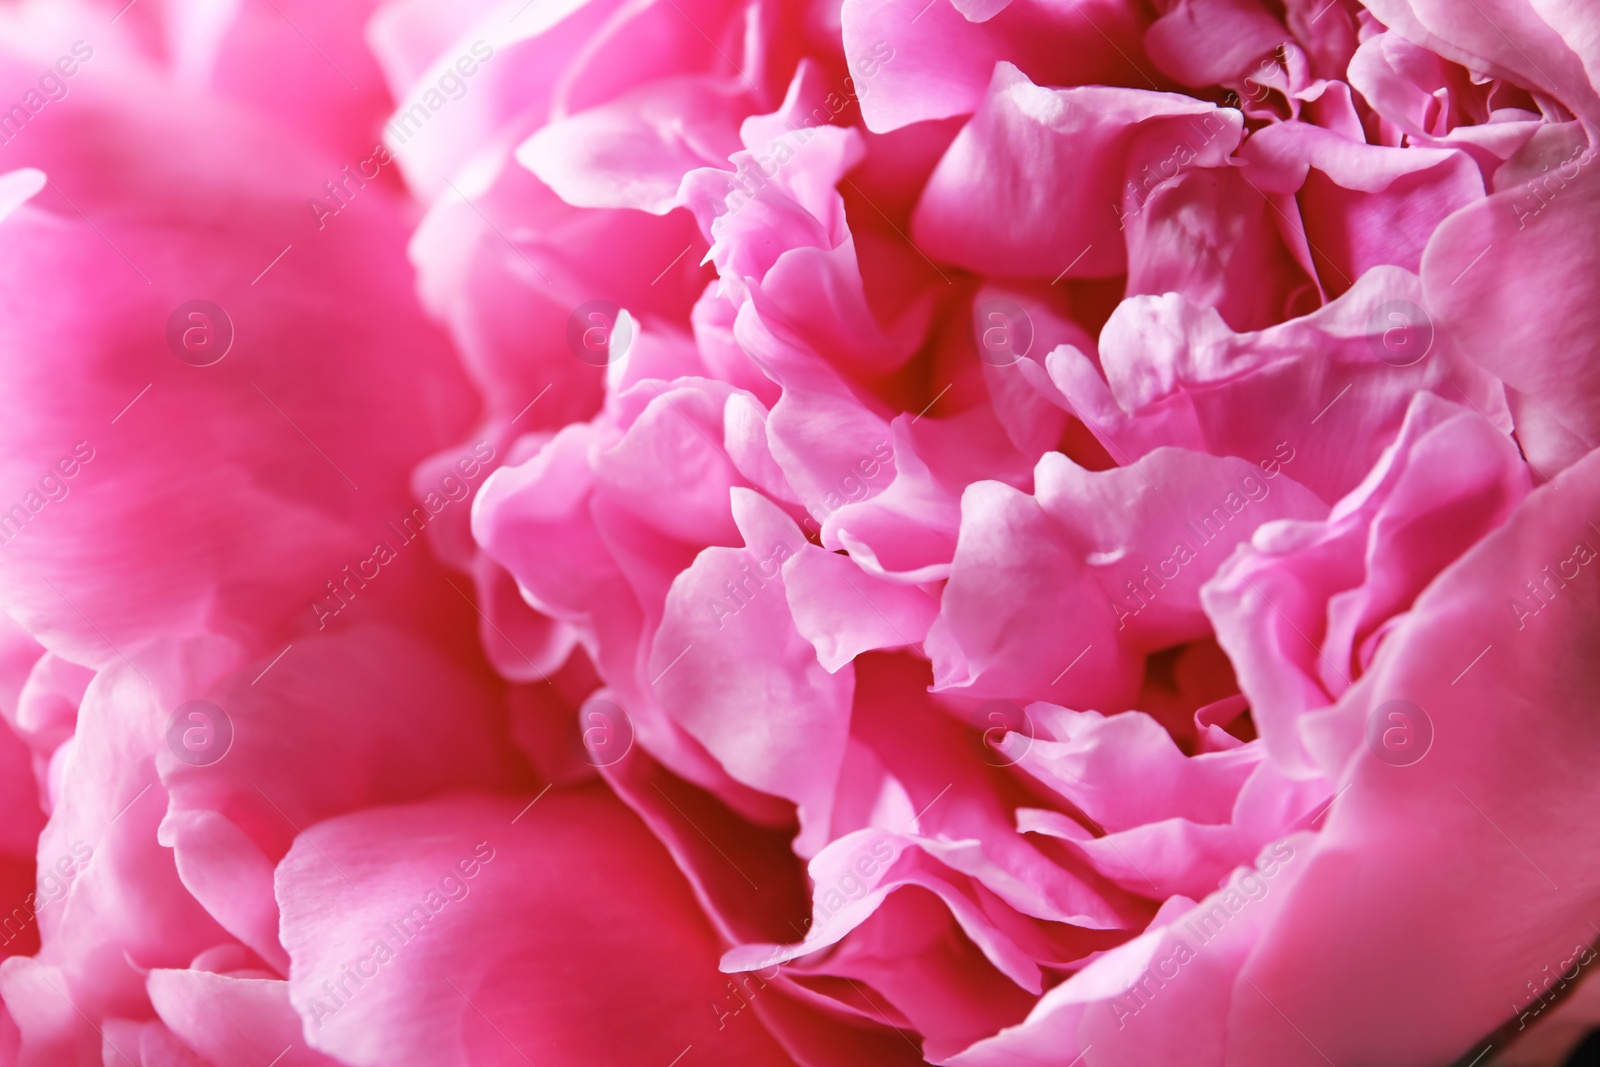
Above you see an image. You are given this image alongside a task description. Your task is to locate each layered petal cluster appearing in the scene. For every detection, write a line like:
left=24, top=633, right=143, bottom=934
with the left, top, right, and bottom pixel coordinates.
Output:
left=454, top=0, right=1600, bottom=1063
left=0, top=0, right=1595, bottom=1065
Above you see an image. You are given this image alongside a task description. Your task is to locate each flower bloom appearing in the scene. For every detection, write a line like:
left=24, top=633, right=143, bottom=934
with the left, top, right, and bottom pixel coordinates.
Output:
left=0, top=0, right=1598, bottom=1064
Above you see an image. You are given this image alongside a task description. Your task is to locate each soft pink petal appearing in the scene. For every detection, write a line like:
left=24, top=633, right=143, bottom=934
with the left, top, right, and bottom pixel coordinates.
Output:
left=649, top=490, right=853, bottom=856
left=913, top=64, right=1242, bottom=279
left=1421, top=137, right=1600, bottom=475
left=1227, top=448, right=1600, bottom=1064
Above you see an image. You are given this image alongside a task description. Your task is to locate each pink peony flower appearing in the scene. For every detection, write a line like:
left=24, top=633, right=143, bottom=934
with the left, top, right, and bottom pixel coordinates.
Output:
left=0, top=0, right=1597, bottom=1064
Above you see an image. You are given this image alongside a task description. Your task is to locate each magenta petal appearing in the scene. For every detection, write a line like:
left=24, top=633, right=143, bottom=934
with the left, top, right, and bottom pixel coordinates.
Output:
left=278, top=789, right=801, bottom=1066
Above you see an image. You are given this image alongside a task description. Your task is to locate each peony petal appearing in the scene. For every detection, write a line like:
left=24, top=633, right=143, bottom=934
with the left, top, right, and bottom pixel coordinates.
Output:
left=1227, top=448, right=1600, bottom=1064
left=518, top=76, right=750, bottom=214
left=649, top=490, right=852, bottom=856
left=1421, top=136, right=1600, bottom=475
left=913, top=63, right=1242, bottom=279
left=277, top=788, right=802, bottom=1066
